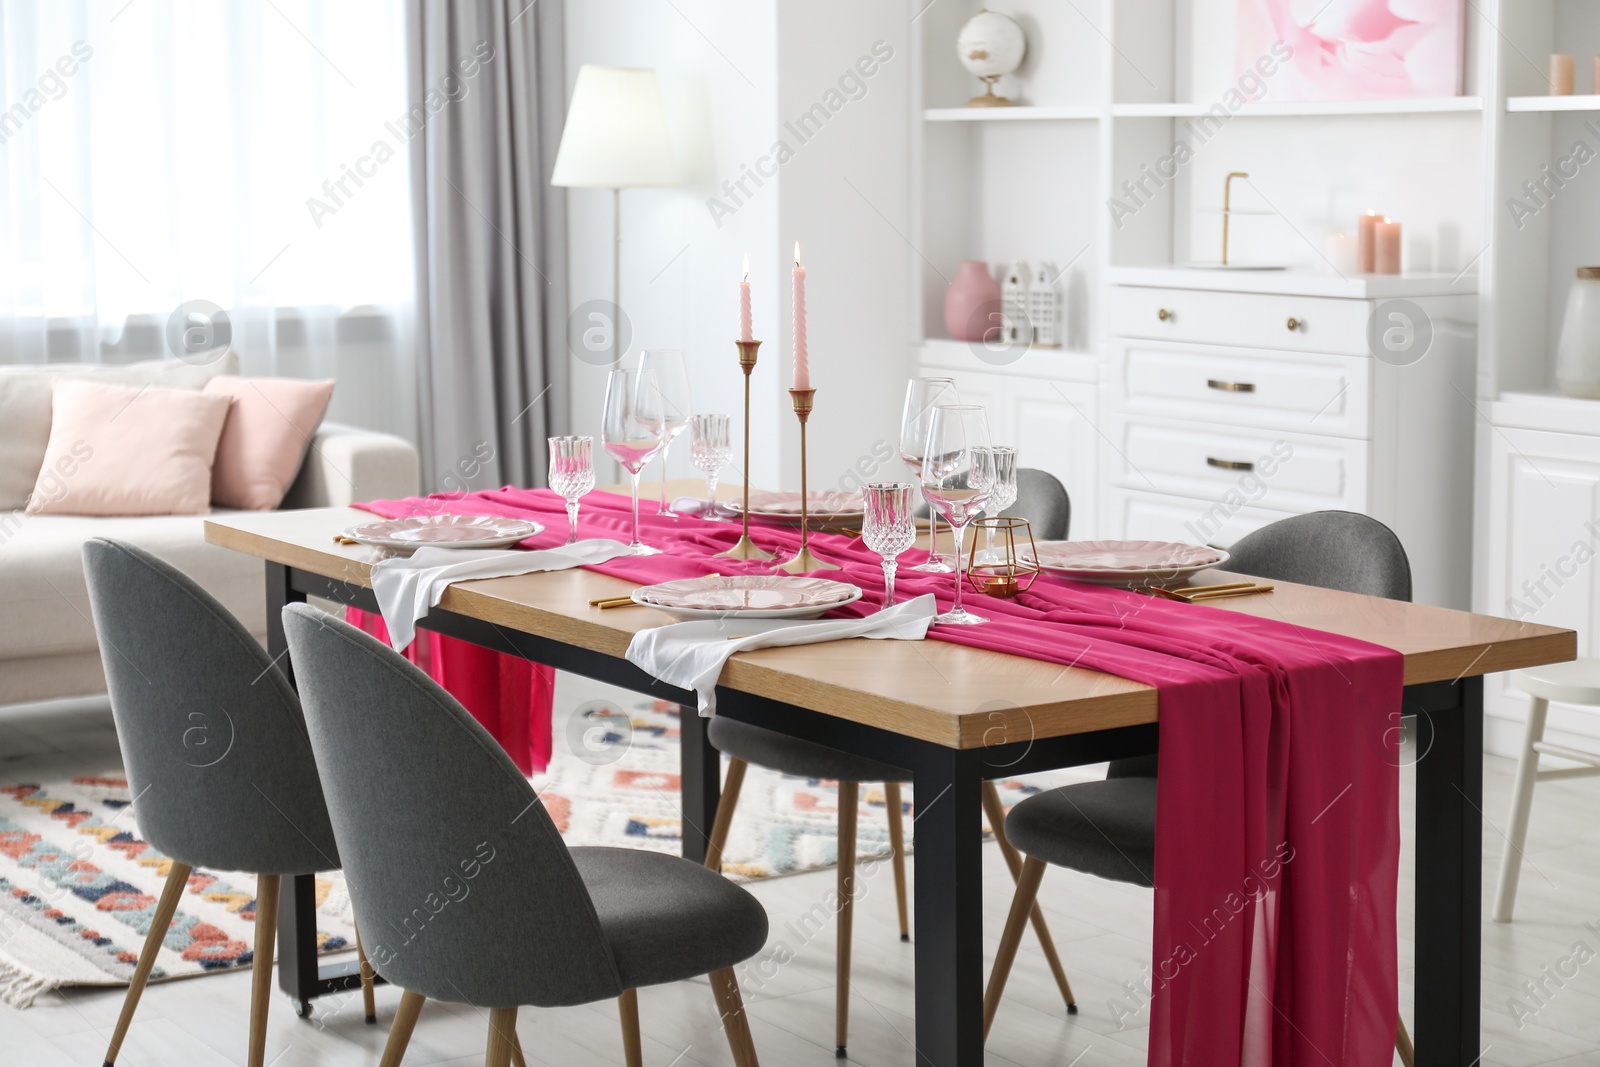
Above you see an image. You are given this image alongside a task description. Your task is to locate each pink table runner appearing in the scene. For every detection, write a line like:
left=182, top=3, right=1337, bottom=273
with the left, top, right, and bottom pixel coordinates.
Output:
left=355, top=487, right=1403, bottom=1066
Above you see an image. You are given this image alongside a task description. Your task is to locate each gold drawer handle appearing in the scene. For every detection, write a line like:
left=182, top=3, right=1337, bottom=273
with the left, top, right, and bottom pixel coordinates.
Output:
left=1207, top=457, right=1255, bottom=472
left=1206, top=379, right=1256, bottom=393
left=1158, top=308, right=1173, bottom=321
left=1286, top=316, right=1302, bottom=331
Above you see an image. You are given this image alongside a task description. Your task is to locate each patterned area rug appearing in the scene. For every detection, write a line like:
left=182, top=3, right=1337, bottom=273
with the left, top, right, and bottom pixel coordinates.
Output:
left=0, top=698, right=1067, bottom=1006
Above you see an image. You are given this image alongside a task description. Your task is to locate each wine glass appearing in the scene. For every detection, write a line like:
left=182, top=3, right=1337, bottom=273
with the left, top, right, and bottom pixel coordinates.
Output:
left=600, top=368, right=667, bottom=555
left=901, top=377, right=958, bottom=573
left=862, top=482, right=916, bottom=607
left=689, top=413, right=733, bottom=518
left=640, top=348, right=692, bottom=516
left=547, top=435, right=595, bottom=545
left=972, top=446, right=1017, bottom=567
left=920, top=405, right=996, bottom=625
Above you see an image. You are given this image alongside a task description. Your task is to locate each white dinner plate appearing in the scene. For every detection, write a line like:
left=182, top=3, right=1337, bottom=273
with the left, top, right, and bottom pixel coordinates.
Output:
left=343, top=514, right=544, bottom=552
left=631, top=574, right=863, bottom=620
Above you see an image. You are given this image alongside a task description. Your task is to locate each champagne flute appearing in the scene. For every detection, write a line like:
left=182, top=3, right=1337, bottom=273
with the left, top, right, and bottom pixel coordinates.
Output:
left=689, top=413, right=733, bottom=518
left=862, top=482, right=916, bottom=607
left=640, top=348, right=692, bottom=516
left=901, top=377, right=958, bottom=573
left=972, top=445, right=1017, bottom=566
left=547, top=435, right=595, bottom=545
left=600, top=368, right=667, bottom=555
left=920, top=404, right=996, bottom=625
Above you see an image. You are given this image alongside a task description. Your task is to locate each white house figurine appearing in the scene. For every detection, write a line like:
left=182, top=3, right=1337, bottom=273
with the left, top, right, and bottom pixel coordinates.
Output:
left=1001, top=260, right=1031, bottom=344
left=1028, top=261, right=1062, bottom=347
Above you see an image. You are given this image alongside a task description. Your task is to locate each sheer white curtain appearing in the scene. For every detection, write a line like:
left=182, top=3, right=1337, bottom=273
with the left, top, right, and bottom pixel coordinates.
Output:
left=0, top=0, right=417, bottom=441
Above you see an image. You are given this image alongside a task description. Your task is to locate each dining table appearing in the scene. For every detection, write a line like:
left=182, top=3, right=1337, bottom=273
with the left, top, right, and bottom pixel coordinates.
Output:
left=205, top=495, right=1575, bottom=1067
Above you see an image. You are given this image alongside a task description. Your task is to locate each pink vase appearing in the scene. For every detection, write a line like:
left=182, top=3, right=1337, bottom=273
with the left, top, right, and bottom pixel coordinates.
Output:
left=944, top=260, right=1001, bottom=342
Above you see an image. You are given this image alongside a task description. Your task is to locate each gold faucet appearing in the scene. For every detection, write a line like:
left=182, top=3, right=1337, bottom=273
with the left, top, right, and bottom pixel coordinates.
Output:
left=1222, top=171, right=1248, bottom=266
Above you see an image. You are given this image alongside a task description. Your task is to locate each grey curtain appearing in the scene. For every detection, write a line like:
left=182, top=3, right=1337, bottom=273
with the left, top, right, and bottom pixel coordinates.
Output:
left=406, top=0, right=569, bottom=491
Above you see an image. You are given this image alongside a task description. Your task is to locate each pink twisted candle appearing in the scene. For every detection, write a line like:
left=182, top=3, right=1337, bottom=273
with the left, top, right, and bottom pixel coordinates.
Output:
left=739, top=251, right=753, bottom=342
left=792, top=241, right=809, bottom=390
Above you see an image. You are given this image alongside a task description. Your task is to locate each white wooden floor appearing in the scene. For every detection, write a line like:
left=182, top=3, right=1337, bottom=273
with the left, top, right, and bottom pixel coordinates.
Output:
left=3, top=679, right=1599, bottom=1066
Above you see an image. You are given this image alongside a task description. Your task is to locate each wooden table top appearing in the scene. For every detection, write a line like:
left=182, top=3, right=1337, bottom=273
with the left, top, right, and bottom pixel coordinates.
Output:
left=206, top=506, right=1576, bottom=749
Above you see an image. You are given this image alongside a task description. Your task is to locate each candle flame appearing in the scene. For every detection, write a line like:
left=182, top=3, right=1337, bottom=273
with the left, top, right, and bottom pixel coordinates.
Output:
left=1366, top=208, right=1377, bottom=216
left=741, top=251, right=750, bottom=281
left=793, top=241, right=801, bottom=267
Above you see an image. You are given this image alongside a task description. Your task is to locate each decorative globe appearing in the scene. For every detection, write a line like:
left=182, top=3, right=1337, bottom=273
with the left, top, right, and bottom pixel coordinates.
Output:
left=957, top=10, right=1026, bottom=82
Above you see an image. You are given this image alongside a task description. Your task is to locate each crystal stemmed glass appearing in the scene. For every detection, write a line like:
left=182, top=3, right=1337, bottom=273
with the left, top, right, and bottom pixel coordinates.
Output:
left=640, top=348, right=692, bottom=517
left=972, top=445, right=1017, bottom=566
left=600, top=368, right=667, bottom=555
left=547, top=435, right=595, bottom=545
left=920, top=405, right=996, bottom=625
left=901, top=377, right=958, bottom=573
left=862, top=482, right=916, bottom=607
left=689, top=413, right=733, bottom=518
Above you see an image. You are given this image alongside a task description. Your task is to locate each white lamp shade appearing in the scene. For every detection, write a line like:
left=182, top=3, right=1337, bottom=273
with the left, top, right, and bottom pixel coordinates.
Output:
left=551, top=66, right=677, bottom=188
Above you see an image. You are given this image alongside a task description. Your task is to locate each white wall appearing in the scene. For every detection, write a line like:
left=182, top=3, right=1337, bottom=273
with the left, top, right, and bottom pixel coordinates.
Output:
left=562, top=0, right=910, bottom=494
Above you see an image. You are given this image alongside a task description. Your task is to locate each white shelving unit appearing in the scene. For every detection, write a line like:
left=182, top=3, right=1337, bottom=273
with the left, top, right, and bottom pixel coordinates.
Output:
left=906, top=0, right=1600, bottom=752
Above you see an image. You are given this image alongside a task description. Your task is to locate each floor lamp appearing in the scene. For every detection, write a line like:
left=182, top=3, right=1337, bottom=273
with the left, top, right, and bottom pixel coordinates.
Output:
left=552, top=66, right=678, bottom=367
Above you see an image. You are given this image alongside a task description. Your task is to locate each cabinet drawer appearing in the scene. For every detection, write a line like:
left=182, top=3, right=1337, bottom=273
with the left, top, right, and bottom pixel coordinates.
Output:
left=1111, top=419, right=1368, bottom=510
left=1108, top=487, right=1294, bottom=548
left=1113, top=340, right=1369, bottom=438
left=1110, top=285, right=1372, bottom=355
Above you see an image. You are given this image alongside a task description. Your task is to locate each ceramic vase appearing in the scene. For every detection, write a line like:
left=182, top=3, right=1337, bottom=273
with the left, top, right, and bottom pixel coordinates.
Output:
left=944, top=260, right=1001, bottom=342
left=1557, top=267, right=1600, bottom=400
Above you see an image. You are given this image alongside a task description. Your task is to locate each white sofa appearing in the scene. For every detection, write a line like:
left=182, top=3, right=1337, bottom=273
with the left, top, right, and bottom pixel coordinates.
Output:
left=0, top=359, right=419, bottom=705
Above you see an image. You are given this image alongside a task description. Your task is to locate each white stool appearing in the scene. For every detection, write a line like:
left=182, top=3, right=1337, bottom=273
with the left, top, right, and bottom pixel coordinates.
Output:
left=1493, top=658, right=1600, bottom=923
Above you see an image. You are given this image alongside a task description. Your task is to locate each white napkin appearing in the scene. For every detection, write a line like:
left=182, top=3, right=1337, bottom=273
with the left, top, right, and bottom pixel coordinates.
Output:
left=626, top=594, right=937, bottom=716
left=371, top=539, right=632, bottom=651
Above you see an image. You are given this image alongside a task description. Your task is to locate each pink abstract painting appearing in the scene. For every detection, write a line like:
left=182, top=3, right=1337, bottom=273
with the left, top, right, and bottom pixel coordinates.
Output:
left=1237, top=0, right=1465, bottom=100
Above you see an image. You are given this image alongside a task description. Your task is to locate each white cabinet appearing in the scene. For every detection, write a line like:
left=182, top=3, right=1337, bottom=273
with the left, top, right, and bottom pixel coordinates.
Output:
left=1105, top=269, right=1477, bottom=609
left=913, top=343, right=1101, bottom=539
left=1480, top=408, right=1600, bottom=751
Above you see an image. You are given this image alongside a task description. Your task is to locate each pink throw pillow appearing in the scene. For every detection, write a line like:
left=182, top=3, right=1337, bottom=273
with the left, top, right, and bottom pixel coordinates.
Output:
left=26, top=379, right=233, bottom=516
left=205, top=376, right=335, bottom=510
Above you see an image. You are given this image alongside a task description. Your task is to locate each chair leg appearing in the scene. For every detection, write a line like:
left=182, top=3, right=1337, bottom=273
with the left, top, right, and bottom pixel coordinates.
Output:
left=618, top=989, right=644, bottom=1067
left=984, top=856, right=1047, bottom=1040
left=885, top=781, right=910, bottom=942
left=484, top=1006, right=519, bottom=1067
left=981, top=781, right=1077, bottom=1013
left=354, top=919, right=378, bottom=1023
left=1494, top=695, right=1548, bottom=923
left=248, top=874, right=281, bottom=1067
left=835, top=780, right=858, bottom=1057
left=510, top=1029, right=527, bottom=1067
left=710, top=967, right=760, bottom=1067
left=1396, top=1016, right=1415, bottom=1067
left=103, top=860, right=192, bottom=1066
left=704, top=757, right=748, bottom=872
left=379, top=989, right=425, bottom=1067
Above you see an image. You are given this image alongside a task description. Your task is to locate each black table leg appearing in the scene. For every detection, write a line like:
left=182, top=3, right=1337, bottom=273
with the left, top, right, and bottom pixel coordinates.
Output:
left=911, top=745, right=986, bottom=1065
left=679, top=703, right=720, bottom=863
left=1413, top=676, right=1483, bottom=1066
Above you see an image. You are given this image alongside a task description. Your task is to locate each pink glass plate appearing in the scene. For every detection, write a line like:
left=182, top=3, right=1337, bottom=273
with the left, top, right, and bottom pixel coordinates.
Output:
left=728, top=491, right=866, bottom=521
left=634, top=575, right=862, bottom=618
left=1023, top=540, right=1230, bottom=587
left=343, top=514, right=543, bottom=550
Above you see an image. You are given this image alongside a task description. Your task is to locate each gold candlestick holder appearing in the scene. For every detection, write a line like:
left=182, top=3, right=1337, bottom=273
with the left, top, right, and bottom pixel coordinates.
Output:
left=714, top=339, right=774, bottom=562
left=776, top=387, right=842, bottom=574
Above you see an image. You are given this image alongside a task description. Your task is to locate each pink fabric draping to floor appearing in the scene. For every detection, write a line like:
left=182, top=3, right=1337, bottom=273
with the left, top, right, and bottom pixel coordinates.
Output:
left=355, top=487, right=1403, bottom=1066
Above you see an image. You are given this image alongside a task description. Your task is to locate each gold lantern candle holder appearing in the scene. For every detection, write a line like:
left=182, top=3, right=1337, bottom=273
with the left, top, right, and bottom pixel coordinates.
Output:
left=966, top=516, right=1040, bottom=599
left=775, top=388, right=841, bottom=574
left=714, top=339, right=774, bottom=562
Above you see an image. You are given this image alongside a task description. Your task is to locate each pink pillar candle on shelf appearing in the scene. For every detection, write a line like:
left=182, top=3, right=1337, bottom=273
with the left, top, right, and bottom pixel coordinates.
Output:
left=1374, top=218, right=1402, bottom=275
left=1358, top=211, right=1380, bottom=273
left=1551, top=54, right=1576, bottom=95
left=792, top=241, right=809, bottom=391
left=739, top=251, right=753, bottom=342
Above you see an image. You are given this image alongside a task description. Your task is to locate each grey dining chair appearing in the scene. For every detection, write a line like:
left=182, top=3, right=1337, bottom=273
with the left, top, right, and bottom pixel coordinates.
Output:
left=80, top=539, right=376, bottom=1067
left=981, top=510, right=1417, bottom=1065
left=704, top=468, right=1077, bottom=1057
left=280, top=603, right=770, bottom=1067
